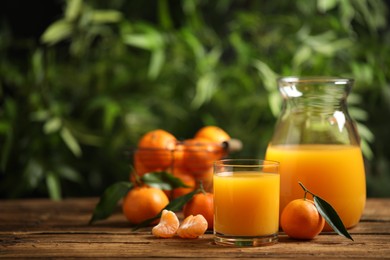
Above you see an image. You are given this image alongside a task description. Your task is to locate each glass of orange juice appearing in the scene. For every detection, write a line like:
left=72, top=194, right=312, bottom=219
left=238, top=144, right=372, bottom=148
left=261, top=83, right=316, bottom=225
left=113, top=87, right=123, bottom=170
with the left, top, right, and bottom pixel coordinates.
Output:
left=213, top=159, right=280, bottom=246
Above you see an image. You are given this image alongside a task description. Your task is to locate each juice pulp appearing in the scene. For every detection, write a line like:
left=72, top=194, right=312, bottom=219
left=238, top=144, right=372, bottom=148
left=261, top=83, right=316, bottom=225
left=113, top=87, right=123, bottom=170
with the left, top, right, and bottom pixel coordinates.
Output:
left=213, top=172, right=280, bottom=236
left=265, top=144, right=366, bottom=229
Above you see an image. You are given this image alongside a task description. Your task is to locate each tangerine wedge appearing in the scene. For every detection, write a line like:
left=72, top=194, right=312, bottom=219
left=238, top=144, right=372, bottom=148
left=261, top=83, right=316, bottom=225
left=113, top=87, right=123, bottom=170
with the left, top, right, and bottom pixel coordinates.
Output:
left=152, top=210, right=180, bottom=238
left=177, top=214, right=208, bottom=239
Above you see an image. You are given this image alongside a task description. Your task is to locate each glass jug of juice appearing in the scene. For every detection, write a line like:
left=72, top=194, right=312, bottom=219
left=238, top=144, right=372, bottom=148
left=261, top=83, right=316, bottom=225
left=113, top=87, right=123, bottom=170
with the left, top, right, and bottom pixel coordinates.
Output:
left=265, top=77, right=366, bottom=230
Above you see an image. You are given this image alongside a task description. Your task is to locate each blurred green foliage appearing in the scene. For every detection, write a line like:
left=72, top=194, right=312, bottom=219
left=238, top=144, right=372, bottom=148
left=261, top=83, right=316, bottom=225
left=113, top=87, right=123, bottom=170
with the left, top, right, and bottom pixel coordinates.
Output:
left=1, top=0, right=389, bottom=199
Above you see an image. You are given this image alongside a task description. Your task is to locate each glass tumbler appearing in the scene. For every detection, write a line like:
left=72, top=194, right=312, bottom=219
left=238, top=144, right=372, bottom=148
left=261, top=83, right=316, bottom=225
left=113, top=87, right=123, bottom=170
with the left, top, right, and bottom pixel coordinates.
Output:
left=213, top=159, right=280, bottom=246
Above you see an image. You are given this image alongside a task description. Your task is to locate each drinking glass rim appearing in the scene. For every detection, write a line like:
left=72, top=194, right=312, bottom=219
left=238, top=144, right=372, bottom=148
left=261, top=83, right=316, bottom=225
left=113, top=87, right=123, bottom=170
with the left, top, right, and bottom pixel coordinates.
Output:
left=214, top=159, right=279, bottom=167
left=278, top=76, right=354, bottom=85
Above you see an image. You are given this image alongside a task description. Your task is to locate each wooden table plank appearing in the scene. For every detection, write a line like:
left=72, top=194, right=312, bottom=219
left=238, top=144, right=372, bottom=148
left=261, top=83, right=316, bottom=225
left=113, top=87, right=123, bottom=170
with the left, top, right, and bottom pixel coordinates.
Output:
left=1, top=198, right=389, bottom=258
left=1, top=233, right=390, bottom=258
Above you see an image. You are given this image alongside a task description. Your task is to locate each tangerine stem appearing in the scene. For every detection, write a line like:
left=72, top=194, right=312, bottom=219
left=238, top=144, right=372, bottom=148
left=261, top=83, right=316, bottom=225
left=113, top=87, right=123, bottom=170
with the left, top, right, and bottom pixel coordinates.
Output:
left=198, top=181, right=206, bottom=195
left=298, top=181, right=315, bottom=200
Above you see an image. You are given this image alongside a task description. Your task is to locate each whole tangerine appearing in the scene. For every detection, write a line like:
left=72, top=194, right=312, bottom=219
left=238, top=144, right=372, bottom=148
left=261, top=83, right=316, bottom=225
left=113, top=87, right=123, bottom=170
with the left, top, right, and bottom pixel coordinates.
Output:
left=137, top=129, right=177, bottom=171
left=181, top=138, right=223, bottom=173
left=122, top=186, right=169, bottom=225
left=171, top=170, right=196, bottom=199
left=171, top=142, right=186, bottom=171
left=163, top=170, right=196, bottom=200
left=131, top=150, right=163, bottom=179
left=193, top=168, right=214, bottom=192
left=194, top=126, right=231, bottom=143
left=183, top=192, right=214, bottom=229
left=280, top=199, right=325, bottom=240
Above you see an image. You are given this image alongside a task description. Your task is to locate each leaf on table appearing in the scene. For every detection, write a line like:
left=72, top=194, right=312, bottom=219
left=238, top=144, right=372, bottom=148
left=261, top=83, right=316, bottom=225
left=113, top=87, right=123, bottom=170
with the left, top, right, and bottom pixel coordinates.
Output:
left=89, top=181, right=133, bottom=224
left=133, top=188, right=200, bottom=230
left=141, top=171, right=191, bottom=190
left=314, top=195, right=354, bottom=241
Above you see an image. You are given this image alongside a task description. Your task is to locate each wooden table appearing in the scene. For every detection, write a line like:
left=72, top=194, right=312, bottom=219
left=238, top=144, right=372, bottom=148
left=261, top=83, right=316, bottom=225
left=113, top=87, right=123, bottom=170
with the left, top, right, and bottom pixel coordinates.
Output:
left=1, top=198, right=389, bottom=258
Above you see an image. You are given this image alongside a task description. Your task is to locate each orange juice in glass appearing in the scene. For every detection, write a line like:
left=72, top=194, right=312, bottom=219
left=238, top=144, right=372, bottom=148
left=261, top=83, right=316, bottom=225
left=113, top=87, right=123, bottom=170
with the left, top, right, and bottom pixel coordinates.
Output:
left=266, top=77, right=366, bottom=230
left=213, top=159, right=280, bottom=246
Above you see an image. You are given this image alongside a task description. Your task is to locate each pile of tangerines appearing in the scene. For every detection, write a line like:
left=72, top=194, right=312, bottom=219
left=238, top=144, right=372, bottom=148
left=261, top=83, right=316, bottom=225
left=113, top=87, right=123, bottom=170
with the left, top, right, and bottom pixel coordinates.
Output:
left=123, top=126, right=232, bottom=238
left=132, top=126, right=234, bottom=195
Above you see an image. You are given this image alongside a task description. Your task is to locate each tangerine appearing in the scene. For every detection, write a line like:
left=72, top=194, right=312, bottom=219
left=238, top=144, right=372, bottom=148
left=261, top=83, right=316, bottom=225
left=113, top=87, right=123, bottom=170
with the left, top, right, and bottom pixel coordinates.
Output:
left=280, top=199, right=325, bottom=240
left=194, top=126, right=231, bottom=143
left=163, top=170, right=196, bottom=200
left=132, top=150, right=161, bottom=176
left=137, top=129, right=177, bottom=171
left=133, top=150, right=147, bottom=174
left=183, top=192, right=214, bottom=229
left=172, top=142, right=185, bottom=169
left=122, top=186, right=169, bottom=225
left=177, top=214, right=208, bottom=239
left=171, top=171, right=196, bottom=199
left=193, top=168, right=214, bottom=192
left=181, top=138, right=223, bottom=173
left=129, top=150, right=164, bottom=183
left=152, top=209, right=180, bottom=238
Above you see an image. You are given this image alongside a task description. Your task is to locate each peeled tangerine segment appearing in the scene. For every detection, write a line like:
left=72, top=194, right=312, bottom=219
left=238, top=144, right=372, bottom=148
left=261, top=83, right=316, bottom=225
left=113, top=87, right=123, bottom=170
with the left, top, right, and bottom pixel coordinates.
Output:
left=177, top=214, right=208, bottom=239
left=152, top=210, right=180, bottom=238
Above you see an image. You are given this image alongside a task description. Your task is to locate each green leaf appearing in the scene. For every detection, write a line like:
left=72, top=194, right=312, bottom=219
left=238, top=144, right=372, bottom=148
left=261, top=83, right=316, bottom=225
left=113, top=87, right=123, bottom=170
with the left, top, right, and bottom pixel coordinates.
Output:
left=122, top=34, right=153, bottom=50
left=349, top=107, right=368, bottom=121
left=30, top=110, right=50, bottom=122
left=158, top=0, right=173, bottom=29
left=268, top=91, right=282, bottom=117
left=103, top=101, right=121, bottom=131
left=182, top=29, right=205, bottom=61
left=148, top=48, right=165, bottom=79
left=191, top=72, right=218, bottom=108
left=133, top=188, right=199, bottom=230
left=44, top=117, right=62, bottom=134
left=89, top=181, right=134, bottom=224
left=91, top=10, right=123, bottom=24
left=314, top=196, right=354, bottom=241
left=141, top=171, right=191, bottom=190
left=293, top=46, right=312, bottom=68
left=32, top=49, right=44, bottom=84
left=41, top=19, right=73, bottom=45
left=25, top=159, right=44, bottom=189
left=356, top=122, right=375, bottom=143
left=360, top=138, right=374, bottom=161
left=165, top=188, right=200, bottom=212
left=46, top=171, right=62, bottom=201
left=57, top=165, right=82, bottom=183
left=65, top=0, right=82, bottom=21
left=317, top=0, right=338, bottom=12
left=122, top=27, right=163, bottom=51
left=60, top=126, right=82, bottom=157
left=253, top=59, right=278, bottom=92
